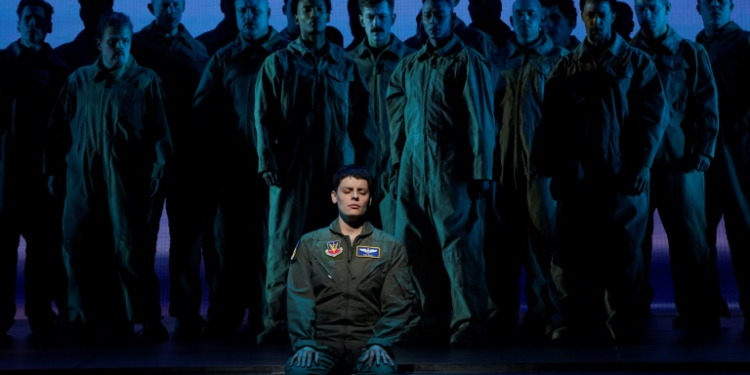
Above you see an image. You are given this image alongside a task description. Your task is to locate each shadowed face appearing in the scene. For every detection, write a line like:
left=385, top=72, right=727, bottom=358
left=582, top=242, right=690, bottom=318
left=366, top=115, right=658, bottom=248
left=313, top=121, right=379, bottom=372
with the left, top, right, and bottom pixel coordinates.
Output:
left=511, top=0, right=543, bottom=43
left=422, top=0, right=453, bottom=44
left=360, top=1, right=396, bottom=48
left=635, top=0, right=670, bottom=38
left=543, top=4, right=575, bottom=47
left=295, top=0, right=330, bottom=36
left=18, top=5, right=50, bottom=47
left=582, top=0, right=615, bottom=45
left=697, top=0, right=732, bottom=31
left=98, top=25, right=131, bottom=69
left=150, top=0, right=185, bottom=33
left=236, top=0, right=270, bottom=41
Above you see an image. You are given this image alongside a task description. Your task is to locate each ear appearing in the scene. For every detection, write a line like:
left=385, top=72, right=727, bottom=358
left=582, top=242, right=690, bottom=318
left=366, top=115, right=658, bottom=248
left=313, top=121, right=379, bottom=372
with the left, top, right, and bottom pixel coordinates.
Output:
left=97, top=39, right=103, bottom=52
left=696, top=4, right=700, bottom=14
left=331, top=190, right=337, bottom=204
left=48, top=21, right=53, bottom=34
left=326, top=12, right=331, bottom=23
left=730, top=2, right=734, bottom=10
left=665, top=2, right=671, bottom=15
left=16, top=19, right=21, bottom=34
left=392, top=13, right=397, bottom=24
left=282, top=4, right=286, bottom=14
left=294, top=13, right=299, bottom=25
left=148, top=3, right=155, bottom=16
left=359, top=13, right=365, bottom=28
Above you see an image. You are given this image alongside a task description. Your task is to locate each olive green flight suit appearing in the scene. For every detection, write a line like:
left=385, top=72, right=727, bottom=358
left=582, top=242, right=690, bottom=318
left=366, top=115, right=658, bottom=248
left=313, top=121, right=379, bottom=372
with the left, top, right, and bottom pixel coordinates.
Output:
left=697, top=21, right=750, bottom=323
left=255, top=39, right=375, bottom=334
left=194, top=28, right=289, bottom=333
left=486, top=34, right=567, bottom=335
left=131, top=21, right=210, bottom=330
left=533, top=35, right=667, bottom=339
left=196, top=19, right=238, bottom=58
left=55, top=30, right=100, bottom=71
left=285, top=220, right=412, bottom=375
left=346, top=35, right=415, bottom=234
left=631, top=26, right=727, bottom=325
left=0, top=41, right=70, bottom=334
left=387, top=33, right=495, bottom=334
left=45, top=55, right=172, bottom=328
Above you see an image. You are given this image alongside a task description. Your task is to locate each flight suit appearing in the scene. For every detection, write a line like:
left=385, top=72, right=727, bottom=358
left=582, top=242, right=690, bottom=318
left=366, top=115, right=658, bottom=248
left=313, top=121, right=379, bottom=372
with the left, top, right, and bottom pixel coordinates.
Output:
left=532, top=35, right=667, bottom=340
left=0, top=41, right=70, bottom=334
left=387, top=33, right=495, bottom=337
left=131, top=21, right=210, bottom=332
left=566, top=36, right=582, bottom=51
left=697, top=21, right=750, bottom=326
left=468, top=19, right=513, bottom=50
left=255, top=39, right=375, bottom=336
left=45, top=55, right=172, bottom=329
left=196, top=19, right=238, bottom=58
left=55, top=30, right=101, bottom=71
left=402, top=17, right=498, bottom=59
left=285, top=220, right=412, bottom=375
left=193, top=27, right=289, bottom=334
left=279, top=27, right=346, bottom=48
left=631, top=26, right=727, bottom=327
left=486, top=34, right=567, bottom=336
left=346, top=35, right=415, bottom=234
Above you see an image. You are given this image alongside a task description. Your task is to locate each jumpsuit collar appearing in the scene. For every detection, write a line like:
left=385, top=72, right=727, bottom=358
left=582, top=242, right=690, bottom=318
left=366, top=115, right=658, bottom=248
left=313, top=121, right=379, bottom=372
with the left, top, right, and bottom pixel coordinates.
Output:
left=507, top=33, right=554, bottom=58
left=696, top=20, right=743, bottom=45
left=350, top=34, right=410, bottom=61
left=238, top=26, right=282, bottom=52
left=139, top=21, right=197, bottom=47
left=416, top=33, right=465, bottom=61
left=451, top=17, right=470, bottom=35
left=9, top=39, right=54, bottom=59
left=288, top=37, right=341, bottom=65
left=575, top=32, right=629, bottom=63
left=328, top=219, right=374, bottom=241
left=631, top=25, right=682, bottom=56
left=92, top=54, right=138, bottom=82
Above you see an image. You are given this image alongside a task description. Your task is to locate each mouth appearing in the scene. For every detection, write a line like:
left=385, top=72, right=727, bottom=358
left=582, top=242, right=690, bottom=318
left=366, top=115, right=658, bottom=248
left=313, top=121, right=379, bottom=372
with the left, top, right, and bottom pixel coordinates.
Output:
left=348, top=204, right=361, bottom=209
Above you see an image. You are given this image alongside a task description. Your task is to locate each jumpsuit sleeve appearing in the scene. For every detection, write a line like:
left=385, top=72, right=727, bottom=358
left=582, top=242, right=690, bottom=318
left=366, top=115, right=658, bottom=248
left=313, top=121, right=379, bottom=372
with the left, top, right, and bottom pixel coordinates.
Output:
left=147, top=77, right=173, bottom=185
left=531, top=58, right=570, bottom=177
left=44, top=80, right=74, bottom=181
left=627, top=54, right=668, bottom=169
left=193, top=54, right=233, bottom=179
left=254, top=54, right=283, bottom=174
left=464, top=55, right=495, bottom=180
left=490, top=58, right=506, bottom=180
left=385, top=59, right=408, bottom=173
left=287, top=240, right=319, bottom=351
left=688, top=45, right=720, bottom=160
left=349, top=63, right=378, bottom=177
left=367, top=242, right=414, bottom=349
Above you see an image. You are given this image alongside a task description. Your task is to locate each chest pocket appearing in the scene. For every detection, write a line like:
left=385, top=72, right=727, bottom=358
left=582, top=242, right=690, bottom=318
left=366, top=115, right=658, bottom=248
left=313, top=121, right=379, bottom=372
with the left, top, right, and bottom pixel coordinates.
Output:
left=325, top=67, right=354, bottom=114
left=115, top=86, right=146, bottom=136
left=357, top=261, right=387, bottom=297
left=659, top=56, right=691, bottom=110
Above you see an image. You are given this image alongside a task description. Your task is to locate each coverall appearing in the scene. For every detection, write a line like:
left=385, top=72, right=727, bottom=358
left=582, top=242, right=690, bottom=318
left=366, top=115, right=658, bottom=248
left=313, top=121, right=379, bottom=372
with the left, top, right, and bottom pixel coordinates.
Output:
left=196, top=18, right=238, bottom=57
left=279, top=27, right=346, bottom=47
left=45, top=55, right=172, bottom=329
left=0, top=41, right=70, bottom=334
left=346, top=35, right=415, bottom=234
left=403, top=17, right=498, bottom=59
left=387, top=33, right=495, bottom=335
left=696, top=21, right=750, bottom=325
left=532, top=35, right=667, bottom=340
left=468, top=19, right=512, bottom=50
left=193, top=27, right=289, bottom=334
left=55, top=30, right=101, bottom=71
left=131, top=21, right=210, bottom=332
left=631, top=26, right=727, bottom=326
left=285, top=221, right=413, bottom=375
left=566, top=36, right=582, bottom=51
left=255, top=39, right=374, bottom=336
left=485, top=34, right=566, bottom=336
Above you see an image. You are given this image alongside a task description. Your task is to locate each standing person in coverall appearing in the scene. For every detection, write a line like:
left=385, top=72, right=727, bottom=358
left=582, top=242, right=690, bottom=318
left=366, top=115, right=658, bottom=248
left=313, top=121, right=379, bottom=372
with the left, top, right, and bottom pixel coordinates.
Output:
left=285, top=165, right=413, bottom=375
left=387, top=0, right=495, bottom=347
left=484, top=0, right=567, bottom=338
left=696, top=0, right=750, bottom=334
left=45, top=11, right=172, bottom=343
left=468, top=0, right=514, bottom=50
left=254, top=0, right=374, bottom=344
left=347, top=0, right=415, bottom=234
left=55, top=0, right=114, bottom=71
left=613, top=1, right=634, bottom=42
left=0, top=0, right=70, bottom=339
left=193, top=0, right=288, bottom=339
left=532, top=0, right=666, bottom=343
left=541, top=0, right=582, bottom=50
left=130, top=0, right=209, bottom=340
left=197, top=0, right=239, bottom=58
left=631, top=0, right=728, bottom=332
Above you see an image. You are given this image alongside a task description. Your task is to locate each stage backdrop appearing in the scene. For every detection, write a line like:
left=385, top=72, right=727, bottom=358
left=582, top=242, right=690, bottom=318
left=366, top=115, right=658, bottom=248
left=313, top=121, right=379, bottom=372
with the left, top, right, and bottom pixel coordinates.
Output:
left=3, top=0, right=747, bottom=317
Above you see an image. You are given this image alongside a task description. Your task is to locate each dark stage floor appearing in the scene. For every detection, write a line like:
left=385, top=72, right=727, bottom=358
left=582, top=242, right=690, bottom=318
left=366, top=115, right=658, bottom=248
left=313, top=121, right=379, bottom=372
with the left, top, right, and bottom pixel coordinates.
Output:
left=2, top=315, right=750, bottom=374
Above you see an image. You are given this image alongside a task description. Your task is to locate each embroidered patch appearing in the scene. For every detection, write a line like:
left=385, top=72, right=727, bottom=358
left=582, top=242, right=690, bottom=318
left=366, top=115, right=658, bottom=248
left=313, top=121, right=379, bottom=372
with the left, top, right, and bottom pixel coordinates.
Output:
left=356, top=246, right=381, bottom=258
left=325, top=241, right=343, bottom=258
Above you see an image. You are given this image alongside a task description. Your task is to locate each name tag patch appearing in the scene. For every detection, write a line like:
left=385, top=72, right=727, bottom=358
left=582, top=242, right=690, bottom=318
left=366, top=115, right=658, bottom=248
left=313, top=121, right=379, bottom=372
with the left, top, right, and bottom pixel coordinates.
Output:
left=356, top=246, right=380, bottom=258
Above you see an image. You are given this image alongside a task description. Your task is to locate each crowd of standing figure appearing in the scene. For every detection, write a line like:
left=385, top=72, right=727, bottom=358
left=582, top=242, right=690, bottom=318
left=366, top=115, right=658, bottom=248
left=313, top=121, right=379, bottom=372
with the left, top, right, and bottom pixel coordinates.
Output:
left=1, top=0, right=749, bottom=354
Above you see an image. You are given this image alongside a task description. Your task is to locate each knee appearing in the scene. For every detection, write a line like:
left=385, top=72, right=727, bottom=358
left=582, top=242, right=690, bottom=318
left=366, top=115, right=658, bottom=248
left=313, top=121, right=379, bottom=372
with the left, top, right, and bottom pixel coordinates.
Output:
left=357, top=362, right=398, bottom=375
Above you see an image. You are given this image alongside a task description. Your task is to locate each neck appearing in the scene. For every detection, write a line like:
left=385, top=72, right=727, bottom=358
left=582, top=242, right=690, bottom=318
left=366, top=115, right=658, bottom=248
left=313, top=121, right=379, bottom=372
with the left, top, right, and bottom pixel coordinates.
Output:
left=517, top=33, right=541, bottom=47
left=156, top=22, right=179, bottom=38
left=338, top=216, right=365, bottom=242
left=429, top=35, right=450, bottom=49
left=244, top=27, right=270, bottom=43
left=301, top=32, right=327, bottom=52
left=704, top=20, right=729, bottom=38
left=20, top=38, right=43, bottom=52
left=368, top=33, right=392, bottom=50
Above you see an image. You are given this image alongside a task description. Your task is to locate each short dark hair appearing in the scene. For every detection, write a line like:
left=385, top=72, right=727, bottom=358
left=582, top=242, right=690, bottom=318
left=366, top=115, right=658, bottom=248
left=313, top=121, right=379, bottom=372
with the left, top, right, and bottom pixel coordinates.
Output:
left=541, top=0, right=577, bottom=26
left=332, top=165, right=374, bottom=191
left=79, top=0, right=114, bottom=6
left=422, top=0, right=453, bottom=4
left=16, top=0, right=54, bottom=26
left=96, top=11, right=133, bottom=40
left=578, top=0, right=616, bottom=11
left=358, top=0, right=394, bottom=12
left=290, top=0, right=333, bottom=14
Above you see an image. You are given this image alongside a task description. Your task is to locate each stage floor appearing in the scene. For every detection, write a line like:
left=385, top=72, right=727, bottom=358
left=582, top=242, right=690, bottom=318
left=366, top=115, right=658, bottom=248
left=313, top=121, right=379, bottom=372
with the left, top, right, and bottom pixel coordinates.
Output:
left=2, top=315, right=749, bottom=374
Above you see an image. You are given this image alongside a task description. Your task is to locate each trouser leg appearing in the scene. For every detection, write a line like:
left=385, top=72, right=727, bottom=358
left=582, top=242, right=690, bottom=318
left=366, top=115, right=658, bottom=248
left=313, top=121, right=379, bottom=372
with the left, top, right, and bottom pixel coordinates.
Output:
left=0, top=213, right=19, bottom=334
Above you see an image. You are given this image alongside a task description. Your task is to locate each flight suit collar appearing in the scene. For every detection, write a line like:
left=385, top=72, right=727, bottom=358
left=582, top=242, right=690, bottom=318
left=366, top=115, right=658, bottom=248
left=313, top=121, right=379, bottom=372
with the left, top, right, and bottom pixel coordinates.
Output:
left=451, top=17, right=470, bottom=35
left=92, top=54, right=137, bottom=81
left=139, top=21, right=196, bottom=47
left=238, top=26, right=282, bottom=52
left=328, top=219, right=374, bottom=240
left=351, top=34, right=409, bottom=61
left=697, top=20, right=743, bottom=45
left=576, top=32, right=629, bottom=61
left=9, top=39, right=55, bottom=59
left=507, top=33, right=554, bottom=59
left=288, top=37, right=341, bottom=65
left=631, top=26, right=682, bottom=56
left=416, top=33, right=465, bottom=61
